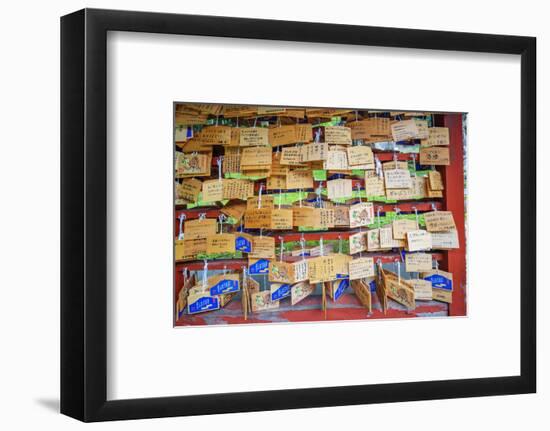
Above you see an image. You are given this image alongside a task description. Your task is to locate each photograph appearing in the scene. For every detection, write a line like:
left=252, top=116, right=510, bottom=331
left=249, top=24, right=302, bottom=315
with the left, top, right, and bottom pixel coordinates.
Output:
left=174, top=103, right=467, bottom=326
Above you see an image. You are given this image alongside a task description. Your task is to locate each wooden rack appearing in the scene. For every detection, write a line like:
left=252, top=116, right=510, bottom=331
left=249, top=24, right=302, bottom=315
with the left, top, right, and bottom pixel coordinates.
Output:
left=174, top=113, right=466, bottom=325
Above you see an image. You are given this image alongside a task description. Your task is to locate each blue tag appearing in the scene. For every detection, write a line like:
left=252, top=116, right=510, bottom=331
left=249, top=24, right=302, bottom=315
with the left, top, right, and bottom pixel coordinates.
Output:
left=235, top=236, right=252, bottom=252
left=334, top=279, right=349, bottom=301
left=336, top=274, right=349, bottom=279
left=249, top=259, right=270, bottom=274
left=271, top=284, right=291, bottom=301
left=188, top=296, right=220, bottom=314
left=369, top=279, right=377, bottom=293
left=210, top=279, right=239, bottom=296
left=423, top=273, right=453, bottom=291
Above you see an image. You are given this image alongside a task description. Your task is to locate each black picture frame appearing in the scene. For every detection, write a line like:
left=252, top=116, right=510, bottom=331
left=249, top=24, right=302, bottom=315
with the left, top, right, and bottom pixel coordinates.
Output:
left=61, top=8, right=536, bottom=422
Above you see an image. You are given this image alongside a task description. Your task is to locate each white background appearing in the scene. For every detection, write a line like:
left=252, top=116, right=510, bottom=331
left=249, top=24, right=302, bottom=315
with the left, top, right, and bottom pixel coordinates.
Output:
left=108, top=32, right=520, bottom=399
left=0, top=0, right=547, bottom=429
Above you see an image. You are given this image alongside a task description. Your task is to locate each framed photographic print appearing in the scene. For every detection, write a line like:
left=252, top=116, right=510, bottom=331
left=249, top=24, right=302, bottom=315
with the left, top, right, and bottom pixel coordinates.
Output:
left=61, top=8, right=536, bottom=422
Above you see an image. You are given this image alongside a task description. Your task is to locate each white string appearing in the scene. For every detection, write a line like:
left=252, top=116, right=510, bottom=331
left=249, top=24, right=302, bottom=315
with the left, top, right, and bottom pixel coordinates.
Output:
left=218, top=214, right=227, bottom=234
left=242, top=265, right=248, bottom=289
left=202, top=259, right=208, bottom=287
left=377, top=258, right=383, bottom=283
left=300, top=236, right=306, bottom=261
left=314, top=127, right=321, bottom=144
left=217, top=157, right=223, bottom=182
left=258, top=184, right=263, bottom=209
left=279, top=237, right=284, bottom=262
left=375, top=156, right=383, bottom=179
left=396, top=260, right=401, bottom=285
left=178, top=213, right=186, bottom=240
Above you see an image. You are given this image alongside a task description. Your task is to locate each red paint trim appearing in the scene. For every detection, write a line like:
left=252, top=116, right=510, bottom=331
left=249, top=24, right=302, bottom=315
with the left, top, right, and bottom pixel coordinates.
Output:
left=441, top=114, right=467, bottom=316
left=173, top=266, right=184, bottom=326
left=211, top=151, right=415, bottom=167
left=176, top=303, right=448, bottom=326
left=175, top=252, right=444, bottom=271
left=174, top=208, right=220, bottom=220
left=174, top=202, right=444, bottom=234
